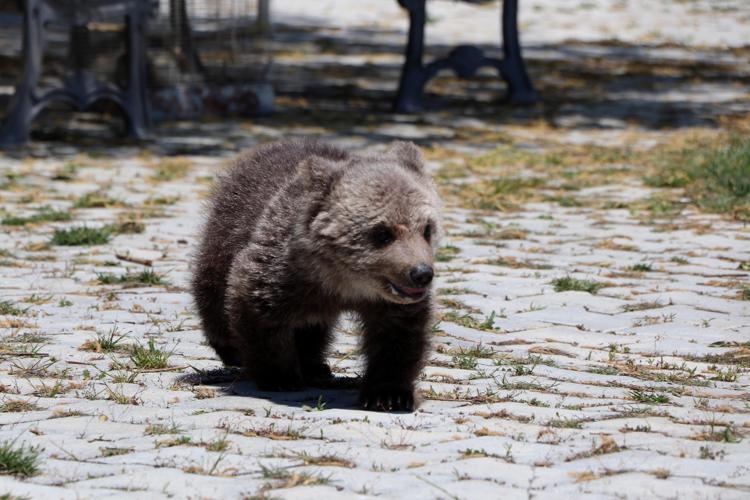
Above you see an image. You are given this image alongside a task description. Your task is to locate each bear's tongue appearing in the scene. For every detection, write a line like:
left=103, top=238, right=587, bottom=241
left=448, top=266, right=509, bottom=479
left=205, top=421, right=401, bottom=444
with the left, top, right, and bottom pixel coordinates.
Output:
left=400, top=285, right=426, bottom=296
left=391, top=282, right=426, bottom=298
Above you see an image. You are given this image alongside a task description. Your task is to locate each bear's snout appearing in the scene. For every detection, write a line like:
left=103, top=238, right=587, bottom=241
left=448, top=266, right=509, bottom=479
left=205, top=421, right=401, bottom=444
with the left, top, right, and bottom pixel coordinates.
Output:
left=409, top=264, right=434, bottom=287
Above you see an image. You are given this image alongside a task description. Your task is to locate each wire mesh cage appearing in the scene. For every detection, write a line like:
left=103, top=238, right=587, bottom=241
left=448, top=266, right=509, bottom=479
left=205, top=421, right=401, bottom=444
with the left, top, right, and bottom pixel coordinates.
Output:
left=0, top=0, right=273, bottom=135
left=153, top=0, right=272, bottom=81
left=148, top=0, right=274, bottom=119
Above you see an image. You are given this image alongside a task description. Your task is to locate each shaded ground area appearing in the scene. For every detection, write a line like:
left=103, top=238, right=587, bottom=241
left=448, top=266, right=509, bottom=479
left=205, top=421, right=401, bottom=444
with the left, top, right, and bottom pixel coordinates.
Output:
left=0, top=0, right=749, bottom=498
left=1, top=0, right=749, bottom=144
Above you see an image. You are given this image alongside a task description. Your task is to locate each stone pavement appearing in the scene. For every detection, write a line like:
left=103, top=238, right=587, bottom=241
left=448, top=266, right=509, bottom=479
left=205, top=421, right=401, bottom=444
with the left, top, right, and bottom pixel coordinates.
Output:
left=1, top=0, right=750, bottom=498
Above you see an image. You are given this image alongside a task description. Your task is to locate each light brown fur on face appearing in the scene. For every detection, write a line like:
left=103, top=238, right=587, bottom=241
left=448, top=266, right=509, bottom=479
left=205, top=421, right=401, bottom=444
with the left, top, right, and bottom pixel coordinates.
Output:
left=191, top=139, right=442, bottom=411
left=307, top=159, right=441, bottom=305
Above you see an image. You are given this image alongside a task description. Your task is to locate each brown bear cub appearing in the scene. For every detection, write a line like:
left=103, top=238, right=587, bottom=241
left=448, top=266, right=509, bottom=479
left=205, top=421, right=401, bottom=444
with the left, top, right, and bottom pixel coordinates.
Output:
left=191, top=139, right=441, bottom=412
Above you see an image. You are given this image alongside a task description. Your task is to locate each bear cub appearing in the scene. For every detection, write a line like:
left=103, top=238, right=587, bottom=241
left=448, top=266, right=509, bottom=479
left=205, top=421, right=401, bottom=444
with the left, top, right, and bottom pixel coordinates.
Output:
left=191, top=139, right=441, bottom=411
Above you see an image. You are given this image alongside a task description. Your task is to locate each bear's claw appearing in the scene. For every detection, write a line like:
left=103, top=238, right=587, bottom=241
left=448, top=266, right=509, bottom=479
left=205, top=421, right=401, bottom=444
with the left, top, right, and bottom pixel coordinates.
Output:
left=359, top=386, right=415, bottom=412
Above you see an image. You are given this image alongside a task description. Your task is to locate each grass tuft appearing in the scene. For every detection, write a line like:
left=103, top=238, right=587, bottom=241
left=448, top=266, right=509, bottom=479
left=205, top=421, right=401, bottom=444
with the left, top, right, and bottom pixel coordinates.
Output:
left=551, top=276, right=605, bottom=294
left=630, top=262, right=652, bottom=272
left=1, top=207, right=72, bottom=226
left=51, top=219, right=146, bottom=246
left=644, top=136, right=750, bottom=221
left=51, top=226, right=111, bottom=246
left=80, top=327, right=128, bottom=353
left=441, top=311, right=497, bottom=332
left=259, top=464, right=330, bottom=490
left=109, top=220, right=145, bottom=235
left=130, top=339, right=171, bottom=369
left=150, top=158, right=193, bottom=182
left=0, top=441, right=40, bottom=477
left=0, top=301, right=26, bottom=316
left=97, top=270, right=168, bottom=286
left=73, top=192, right=122, bottom=209
left=453, top=177, right=546, bottom=211
left=145, top=422, right=182, bottom=435
left=629, top=389, right=670, bottom=404
left=436, top=245, right=460, bottom=262
left=0, top=400, right=41, bottom=413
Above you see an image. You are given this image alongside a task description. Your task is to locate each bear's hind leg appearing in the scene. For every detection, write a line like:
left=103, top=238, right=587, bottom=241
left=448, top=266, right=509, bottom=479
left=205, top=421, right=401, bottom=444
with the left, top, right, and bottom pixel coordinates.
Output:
left=229, top=309, right=305, bottom=391
left=294, top=323, right=334, bottom=385
left=192, top=279, right=241, bottom=367
left=208, top=339, right=242, bottom=367
left=245, top=325, right=305, bottom=391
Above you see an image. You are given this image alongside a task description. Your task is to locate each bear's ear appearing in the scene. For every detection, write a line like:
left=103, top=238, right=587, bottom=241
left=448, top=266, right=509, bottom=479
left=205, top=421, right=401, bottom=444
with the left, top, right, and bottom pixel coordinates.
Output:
left=387, top=141, right=425, bottom=175
left=298, top=155, right=344, bottom=191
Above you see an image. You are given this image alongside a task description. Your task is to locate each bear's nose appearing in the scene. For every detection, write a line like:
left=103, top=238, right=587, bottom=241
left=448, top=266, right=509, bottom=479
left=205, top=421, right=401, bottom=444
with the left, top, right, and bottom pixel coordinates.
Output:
left=409, top=264, right=434, bottom=287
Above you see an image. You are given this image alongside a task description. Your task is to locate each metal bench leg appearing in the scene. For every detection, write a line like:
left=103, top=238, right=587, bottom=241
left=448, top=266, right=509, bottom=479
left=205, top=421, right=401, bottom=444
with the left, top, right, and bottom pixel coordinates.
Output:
left=500, top=0, right=538, bottom=104
left=0, top=0, right=43, bottom=147
left=394, top=0, right=428, bottom=113
left=125, top=4, right=149, bottom=139
left=393, top=0, right=538, bottom=112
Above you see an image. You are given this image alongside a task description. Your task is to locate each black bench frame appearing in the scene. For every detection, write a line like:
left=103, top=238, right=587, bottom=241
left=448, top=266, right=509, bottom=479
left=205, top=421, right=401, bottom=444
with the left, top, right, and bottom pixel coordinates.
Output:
left=0, top=0, right=150, bottom=147
left=395, top=0, right=538, bottom=112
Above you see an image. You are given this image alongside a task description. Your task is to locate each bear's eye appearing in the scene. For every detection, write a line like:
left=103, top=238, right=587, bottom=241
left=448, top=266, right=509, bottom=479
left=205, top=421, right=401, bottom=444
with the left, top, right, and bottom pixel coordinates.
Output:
left=370, top=225, right=395, bottom=248
left=423, top=224, right=432, bottom=242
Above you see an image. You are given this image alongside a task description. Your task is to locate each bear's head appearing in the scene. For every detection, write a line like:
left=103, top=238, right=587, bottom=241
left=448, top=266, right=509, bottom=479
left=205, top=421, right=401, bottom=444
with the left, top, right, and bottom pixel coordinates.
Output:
left=296, top=142, right=442, bottom=305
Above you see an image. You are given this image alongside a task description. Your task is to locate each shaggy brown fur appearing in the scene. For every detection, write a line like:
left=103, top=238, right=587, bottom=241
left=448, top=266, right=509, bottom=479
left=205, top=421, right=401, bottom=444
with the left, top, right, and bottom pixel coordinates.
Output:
left=191, top=139, right=441, bottom=411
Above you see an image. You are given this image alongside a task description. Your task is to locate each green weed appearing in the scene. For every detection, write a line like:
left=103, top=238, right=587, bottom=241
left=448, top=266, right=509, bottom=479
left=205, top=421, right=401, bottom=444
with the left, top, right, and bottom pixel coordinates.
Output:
left=96, top=270, right=168, bottom=286
left=644, top=136, right=750, bottom=220
left=629, top=389, right=670, bottom=404
left=630, top=262, right=653, bottom=272
left=0, top=400, right=40, bottom=413
left=1, top=207, right=71, bottom=226
left=73, top=192, right=121, bottom=209
left=436, top=245, right=460, bottom=262
left=80, top=327, right=128, bottom=353
left=130, top=339, right=171, bottom=369
left=0, top=441, right=40, bottom=477
left=551, top=276, right=605, bottom=294
left=51, top=226, right=110, bottom=246
left=0, top=301, right=26, bottom=316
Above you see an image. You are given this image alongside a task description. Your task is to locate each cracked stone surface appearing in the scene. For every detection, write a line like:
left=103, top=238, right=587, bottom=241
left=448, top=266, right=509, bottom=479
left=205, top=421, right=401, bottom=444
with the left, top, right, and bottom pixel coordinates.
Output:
left=1, top=0, right=750, bottom=498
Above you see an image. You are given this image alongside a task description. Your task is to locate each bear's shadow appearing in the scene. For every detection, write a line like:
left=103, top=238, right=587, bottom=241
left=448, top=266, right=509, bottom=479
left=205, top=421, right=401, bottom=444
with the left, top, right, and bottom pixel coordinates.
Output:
left=178, top=368, right=363, bottom=411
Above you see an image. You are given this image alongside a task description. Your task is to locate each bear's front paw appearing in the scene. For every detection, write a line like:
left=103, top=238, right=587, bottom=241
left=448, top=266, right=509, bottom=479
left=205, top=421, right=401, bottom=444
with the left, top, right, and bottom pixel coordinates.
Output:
left=359, top=385, right=416, bottom=412
left=255, top=372, right=305, bottom=392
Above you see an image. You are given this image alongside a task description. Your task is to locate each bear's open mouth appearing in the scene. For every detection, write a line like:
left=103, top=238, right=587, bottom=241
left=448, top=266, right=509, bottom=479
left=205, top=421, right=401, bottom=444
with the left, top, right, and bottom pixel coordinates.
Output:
left=387, top=281, right=427, bottom=300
